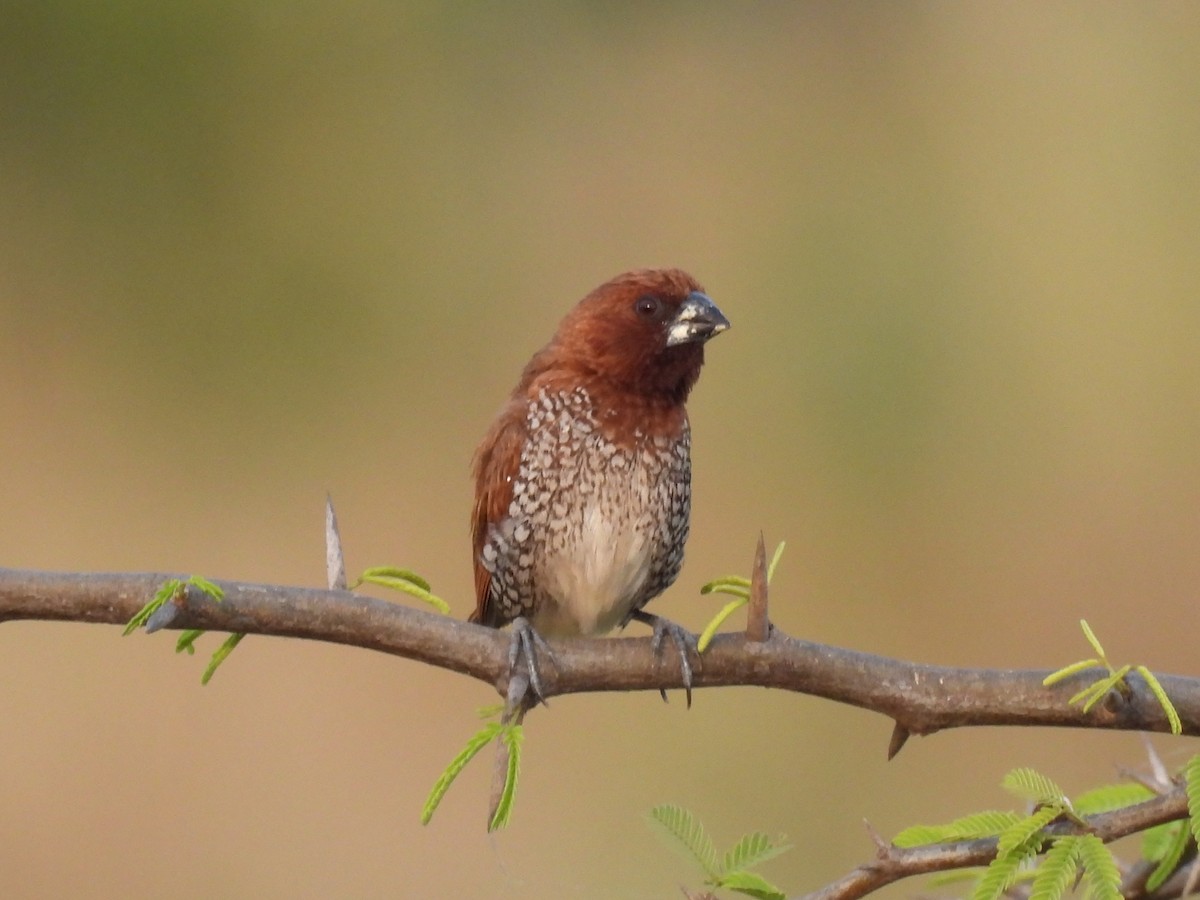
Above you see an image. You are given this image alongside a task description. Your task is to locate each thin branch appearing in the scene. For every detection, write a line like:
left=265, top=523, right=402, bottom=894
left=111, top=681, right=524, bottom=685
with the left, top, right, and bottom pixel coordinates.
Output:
left=799, top=784, right=1191, bottom=900
left=1, top=568, right=1198, bottom=743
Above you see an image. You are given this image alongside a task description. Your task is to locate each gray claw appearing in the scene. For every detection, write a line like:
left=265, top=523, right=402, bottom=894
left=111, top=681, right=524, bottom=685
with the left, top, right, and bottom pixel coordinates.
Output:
left=633, top=611, right=698, bottom=708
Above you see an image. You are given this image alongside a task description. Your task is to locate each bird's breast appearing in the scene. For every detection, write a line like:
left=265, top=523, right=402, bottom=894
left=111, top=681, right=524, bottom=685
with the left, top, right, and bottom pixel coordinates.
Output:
left=498, top=386, right=691, bottom=636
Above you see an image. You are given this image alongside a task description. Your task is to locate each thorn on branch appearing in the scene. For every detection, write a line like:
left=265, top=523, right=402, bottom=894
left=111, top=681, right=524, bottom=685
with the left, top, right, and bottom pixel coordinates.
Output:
left=887, top=722, right=911, bottom=760
left=325, top=494, right=348, bottom=591
left=144, top=594, right=182, bottom=633
left=745, top=532, right=770, bottom=642
left=1140, top=733, right=1170, bottom=789
left=1184, top=858, right=1200, bottom=897
left=864, top=818, right=889, bottom=852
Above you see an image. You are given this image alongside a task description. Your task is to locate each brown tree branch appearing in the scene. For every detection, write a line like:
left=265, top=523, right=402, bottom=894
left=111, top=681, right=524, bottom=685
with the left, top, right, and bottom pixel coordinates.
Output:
left=0, top=567, right=1196, bottom=742
left=3, top=566, right=1199, bottom=897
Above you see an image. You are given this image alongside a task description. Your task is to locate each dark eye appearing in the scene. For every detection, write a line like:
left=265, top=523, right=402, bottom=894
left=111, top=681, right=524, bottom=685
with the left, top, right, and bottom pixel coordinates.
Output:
left=634, top=295, right=662, bottom=318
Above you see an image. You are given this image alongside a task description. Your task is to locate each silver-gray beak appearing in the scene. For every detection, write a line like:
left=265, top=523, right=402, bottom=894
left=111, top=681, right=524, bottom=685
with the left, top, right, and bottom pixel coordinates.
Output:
left=665, top=291, right=731, bottom=347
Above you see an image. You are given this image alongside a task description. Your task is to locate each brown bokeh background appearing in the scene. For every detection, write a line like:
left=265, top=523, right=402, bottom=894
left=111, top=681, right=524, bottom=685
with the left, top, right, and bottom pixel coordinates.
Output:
left=3, top=4, right=1200, bottom=897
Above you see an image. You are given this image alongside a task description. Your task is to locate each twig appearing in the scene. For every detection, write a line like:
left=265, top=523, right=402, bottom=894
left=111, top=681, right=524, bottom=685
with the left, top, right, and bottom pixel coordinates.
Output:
left=797, top=785, right=1190, bottom=900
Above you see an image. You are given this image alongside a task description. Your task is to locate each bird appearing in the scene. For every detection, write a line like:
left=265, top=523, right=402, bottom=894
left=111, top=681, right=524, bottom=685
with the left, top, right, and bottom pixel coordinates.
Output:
left=469, top=268, right=730, bottom=704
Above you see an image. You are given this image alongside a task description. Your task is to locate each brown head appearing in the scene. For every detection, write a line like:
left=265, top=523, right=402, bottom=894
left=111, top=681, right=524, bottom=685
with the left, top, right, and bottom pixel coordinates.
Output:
left=524, top=268, right=730, bottom=405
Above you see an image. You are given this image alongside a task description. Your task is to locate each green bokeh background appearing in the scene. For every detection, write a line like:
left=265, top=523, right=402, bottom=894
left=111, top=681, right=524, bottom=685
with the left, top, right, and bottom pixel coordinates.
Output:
left=3, top=4, right=1200, bottom=897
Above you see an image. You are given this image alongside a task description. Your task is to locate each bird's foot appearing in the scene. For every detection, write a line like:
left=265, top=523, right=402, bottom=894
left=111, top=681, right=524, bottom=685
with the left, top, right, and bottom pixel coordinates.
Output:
left=503, top=616, right=555, bottom=716
left=631, top=610, right=699, bottom=708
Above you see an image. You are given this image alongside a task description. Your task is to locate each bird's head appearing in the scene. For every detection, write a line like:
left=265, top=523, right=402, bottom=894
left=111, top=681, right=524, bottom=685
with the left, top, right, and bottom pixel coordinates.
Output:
left=549, top=268, right=730, bottom=403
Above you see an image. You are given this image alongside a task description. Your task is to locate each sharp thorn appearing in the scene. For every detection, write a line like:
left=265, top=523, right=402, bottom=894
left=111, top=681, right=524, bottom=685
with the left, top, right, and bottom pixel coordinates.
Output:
left=325, top=494, right=348, bottom=591
left=887, top=722, right=911, bottom=760
left=864, top=818, right=888, bottom=852
left=746, top=532, right=769, bottom=642
left=144, top=602, right=180, bottom=634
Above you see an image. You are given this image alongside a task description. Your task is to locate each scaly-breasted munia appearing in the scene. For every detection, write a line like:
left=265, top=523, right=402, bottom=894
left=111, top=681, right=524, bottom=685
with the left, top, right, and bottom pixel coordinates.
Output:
left=470, top=268, right=729, bottom=699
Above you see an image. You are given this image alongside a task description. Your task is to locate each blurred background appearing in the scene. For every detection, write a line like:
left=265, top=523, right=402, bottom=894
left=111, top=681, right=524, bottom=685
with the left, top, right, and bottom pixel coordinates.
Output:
left=2, top=3, right=1199, bottom=897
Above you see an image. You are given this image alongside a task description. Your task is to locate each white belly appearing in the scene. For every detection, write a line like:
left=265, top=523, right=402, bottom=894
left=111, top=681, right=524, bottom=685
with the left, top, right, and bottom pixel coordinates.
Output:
left=495, top=385, right=691, bottom=636
left=534, top=496, right=653, bottom=636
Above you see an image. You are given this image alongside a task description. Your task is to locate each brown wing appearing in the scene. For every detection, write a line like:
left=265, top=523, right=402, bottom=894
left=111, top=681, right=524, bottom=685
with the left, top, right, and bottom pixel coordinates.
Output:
left=469, top=398, right=529, bottom=625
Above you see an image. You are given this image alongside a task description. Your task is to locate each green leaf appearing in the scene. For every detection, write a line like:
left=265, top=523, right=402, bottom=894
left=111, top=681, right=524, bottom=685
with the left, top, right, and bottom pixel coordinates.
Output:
left=766, top=541, right=786, bottom=582
left=929, top=868, right=987, bottom=887
left=1028, top=836, right=1080, bottom=900
left=1136, top=665, right=1182, bottom=735
left=648, top=804, right=719, bottom=879
left=187, top=575, right=224, bottom=601
left=175, top=629, right=204, bottom=655
left=945, top=810, right=1024, bottom=839
left=362, top=573, right=451, bottom=619
left=124, top=575, right=223, bottom=636
left=421, top=723, right=502, bottom=825
left=893, top=811, right=1021, bottom=847
left=1079, top=619, right=1106, bottom=662
left=1067, top=680, right=1107, bottom=709
left=356, top=566, right=432, bottom=592
left=1073, top=665, right=1131, bottom=713
left=717, top=870, right=786, bottom=900
left=997, top=806, right=1059, bottom=858
left=1185, top=754, right=1200, bottom=847
left=721, top=832, right=790, bottom=875
left=351, top=567, right=449, bottom=614
left=1142, top=819, right=1182, bottom=863
left=1052, top=624, right=1180, bottom=737
left=700, top=576, right=751, bottom=594
left=488, top=725, right=522, bottom=832
left=122, top=575, right=241, bottom=684
left=1072, top=781, right=1154, bottom=816
left=1002, top=768, right=1068, bottom=809
left=1075, top=834, right=1120, bottom=900
left=891, top=824, right=954, bottom=847
left=1043, top=658, right=1102, bottom=687
left=696, top=540, right=789, bottom=646
left=201, top=633, right=244, bottom=684
left=970, top=838, right=1039, bottom=900
left=697, top=598, right=747, bottom=653
left=699, top=580, right=751, bottom=599
left=1144, top=822, right=1188, bottom=892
